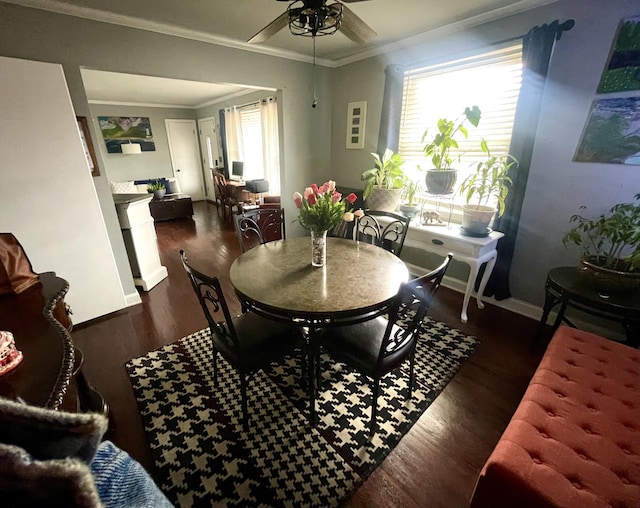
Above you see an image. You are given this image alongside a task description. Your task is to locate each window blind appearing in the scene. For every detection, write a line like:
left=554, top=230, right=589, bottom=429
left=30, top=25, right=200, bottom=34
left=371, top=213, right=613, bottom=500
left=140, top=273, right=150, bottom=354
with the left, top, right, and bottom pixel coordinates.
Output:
left=398, top=43, right=523, bottom=220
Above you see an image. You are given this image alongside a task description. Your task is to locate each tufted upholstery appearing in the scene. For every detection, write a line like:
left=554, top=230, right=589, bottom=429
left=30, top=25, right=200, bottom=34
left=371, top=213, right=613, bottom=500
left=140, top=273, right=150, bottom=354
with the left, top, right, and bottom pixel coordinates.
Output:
left=470, top=326, right=640, bottom=508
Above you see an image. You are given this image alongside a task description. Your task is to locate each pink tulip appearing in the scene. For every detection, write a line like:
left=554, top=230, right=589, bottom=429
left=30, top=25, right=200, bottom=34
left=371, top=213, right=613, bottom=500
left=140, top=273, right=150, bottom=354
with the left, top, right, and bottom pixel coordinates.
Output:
left=331, top=192, right=342, bottom=203
left=294, top=192, right=303, bottom=208
left=346, top=193, right=357, bottom=204
left=303, top=187, right=314, bottom=199
left=311, top=183, right=319, bottom=194
left=327, top=180, right=336, bottom=192
left=343, top=212, right=354, bottom=222
left=318, top=183, right=329, bottom=195
left=354, top=209, right=365, bottom=218
left=308, top=193, right=317, bottom=205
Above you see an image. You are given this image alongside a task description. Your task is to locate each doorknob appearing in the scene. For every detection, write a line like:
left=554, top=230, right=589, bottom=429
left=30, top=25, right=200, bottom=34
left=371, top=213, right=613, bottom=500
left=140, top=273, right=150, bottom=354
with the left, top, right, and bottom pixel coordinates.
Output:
left=176, top=168, right=181, bottom=172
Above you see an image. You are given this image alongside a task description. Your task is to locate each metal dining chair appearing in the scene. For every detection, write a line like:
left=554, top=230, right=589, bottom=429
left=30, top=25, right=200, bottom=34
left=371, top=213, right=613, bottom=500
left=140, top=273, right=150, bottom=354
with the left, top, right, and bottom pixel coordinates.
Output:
left=180, top=250, right=305, bottom=431
left=233, top=208, right=285, bottom=253
left=354, top=210, right=410, bottom=257
left=315, top=254, right=453, bottom=434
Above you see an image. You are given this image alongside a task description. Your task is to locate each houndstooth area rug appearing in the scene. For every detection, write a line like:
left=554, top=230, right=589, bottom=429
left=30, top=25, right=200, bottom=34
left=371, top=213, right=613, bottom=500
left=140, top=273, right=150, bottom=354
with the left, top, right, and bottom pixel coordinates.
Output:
left=126, top=317, right=478, bottom=507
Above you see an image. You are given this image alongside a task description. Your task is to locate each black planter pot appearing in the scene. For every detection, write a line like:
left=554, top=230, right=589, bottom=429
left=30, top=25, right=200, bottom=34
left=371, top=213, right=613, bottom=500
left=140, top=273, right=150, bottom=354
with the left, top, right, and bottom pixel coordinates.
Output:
left=425, top=169, right=457, bottom=195
left=577, top=256, right=640, bottom=293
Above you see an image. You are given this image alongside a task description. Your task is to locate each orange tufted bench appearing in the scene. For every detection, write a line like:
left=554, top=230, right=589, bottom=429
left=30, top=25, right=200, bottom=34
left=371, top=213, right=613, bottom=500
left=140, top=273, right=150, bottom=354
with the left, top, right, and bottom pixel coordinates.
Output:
left=470, top=326, right=640, bottom=508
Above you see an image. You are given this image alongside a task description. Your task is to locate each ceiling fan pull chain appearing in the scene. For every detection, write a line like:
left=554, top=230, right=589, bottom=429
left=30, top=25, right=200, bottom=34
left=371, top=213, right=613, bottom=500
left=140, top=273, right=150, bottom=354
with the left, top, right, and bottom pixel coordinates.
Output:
left=312, top=35, right=318, bottom=108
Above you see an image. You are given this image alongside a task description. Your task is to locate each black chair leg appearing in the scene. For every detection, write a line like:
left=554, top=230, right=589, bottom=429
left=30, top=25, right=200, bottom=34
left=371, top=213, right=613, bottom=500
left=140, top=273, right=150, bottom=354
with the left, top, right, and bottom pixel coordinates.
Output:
left=408, top=352, right=415, bottom=399
left=370, top=379, right=380, bottom=435
left=240, top=374, right=248, bottom=432
left=212, top=350, right=218, bottom=387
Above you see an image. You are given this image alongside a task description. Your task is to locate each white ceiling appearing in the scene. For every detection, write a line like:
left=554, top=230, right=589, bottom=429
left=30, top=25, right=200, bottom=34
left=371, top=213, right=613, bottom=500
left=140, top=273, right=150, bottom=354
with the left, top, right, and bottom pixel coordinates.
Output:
left=8, top=0, right=558, bottom=107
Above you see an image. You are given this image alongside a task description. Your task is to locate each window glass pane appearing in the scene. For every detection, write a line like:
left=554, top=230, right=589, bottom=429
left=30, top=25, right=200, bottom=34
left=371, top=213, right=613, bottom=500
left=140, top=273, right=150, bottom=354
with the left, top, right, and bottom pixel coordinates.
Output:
left=398, top=43, right=523, bottom=222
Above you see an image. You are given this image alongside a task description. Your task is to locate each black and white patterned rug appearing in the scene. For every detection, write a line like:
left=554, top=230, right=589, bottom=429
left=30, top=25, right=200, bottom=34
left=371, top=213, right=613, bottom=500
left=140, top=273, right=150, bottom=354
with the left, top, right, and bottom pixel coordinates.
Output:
left=126, top=317, right=478, bottom=507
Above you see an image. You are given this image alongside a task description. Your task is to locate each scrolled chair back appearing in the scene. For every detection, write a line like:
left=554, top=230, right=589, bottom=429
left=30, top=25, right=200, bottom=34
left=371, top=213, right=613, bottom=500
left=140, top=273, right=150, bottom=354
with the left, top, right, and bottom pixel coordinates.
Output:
left=355, top=210, right=410, bottom=257
left=180, top=250, right=238, bottom=349
left=233, top=208, right=285, bottom=252
left=378, top=253, right=453, bottom=363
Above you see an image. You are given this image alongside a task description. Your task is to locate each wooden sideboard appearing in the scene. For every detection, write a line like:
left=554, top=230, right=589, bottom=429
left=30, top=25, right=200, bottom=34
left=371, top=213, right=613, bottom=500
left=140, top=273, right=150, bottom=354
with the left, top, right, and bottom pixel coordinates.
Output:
left=0, top=272, right=106, bottom=414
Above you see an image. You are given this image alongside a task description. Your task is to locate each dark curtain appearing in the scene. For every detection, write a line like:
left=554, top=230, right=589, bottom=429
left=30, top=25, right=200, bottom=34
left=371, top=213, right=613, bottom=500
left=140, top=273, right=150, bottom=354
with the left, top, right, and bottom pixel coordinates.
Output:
left=376, top=64, right=404, bottom=156
left=482, top=19, right=575, bottom=300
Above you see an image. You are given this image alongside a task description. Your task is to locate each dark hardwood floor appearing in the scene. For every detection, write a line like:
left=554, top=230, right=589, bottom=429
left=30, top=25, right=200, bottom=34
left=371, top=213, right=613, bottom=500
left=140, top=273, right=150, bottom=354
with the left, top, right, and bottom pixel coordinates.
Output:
left=72, top=201, right=546, bottom=508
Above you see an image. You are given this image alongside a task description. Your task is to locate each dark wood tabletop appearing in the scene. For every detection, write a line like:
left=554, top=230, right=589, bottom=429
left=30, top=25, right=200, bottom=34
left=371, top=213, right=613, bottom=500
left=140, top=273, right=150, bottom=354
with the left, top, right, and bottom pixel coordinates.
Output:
left=0, top=272, right=75, bottom=409
left=230, top=237, right=409, bottom=324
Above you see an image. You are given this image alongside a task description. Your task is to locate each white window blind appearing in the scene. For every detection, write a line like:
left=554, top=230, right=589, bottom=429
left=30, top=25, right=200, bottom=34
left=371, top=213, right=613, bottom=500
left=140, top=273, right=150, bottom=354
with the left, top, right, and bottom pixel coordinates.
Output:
left=398, top=43, right=523, bottom=221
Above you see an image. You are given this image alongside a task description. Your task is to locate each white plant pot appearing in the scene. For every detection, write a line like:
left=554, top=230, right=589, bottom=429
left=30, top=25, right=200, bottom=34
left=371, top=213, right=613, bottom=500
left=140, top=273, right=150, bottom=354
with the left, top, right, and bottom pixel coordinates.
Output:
left=461, top=205, right=496, bottom=235
left=365, top=187, right=402, bottom=212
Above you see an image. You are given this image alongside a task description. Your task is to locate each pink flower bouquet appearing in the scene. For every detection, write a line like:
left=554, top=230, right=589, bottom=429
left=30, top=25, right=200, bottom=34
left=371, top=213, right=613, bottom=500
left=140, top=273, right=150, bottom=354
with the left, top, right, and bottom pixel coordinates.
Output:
left=294, top=180, right=358, bottom=233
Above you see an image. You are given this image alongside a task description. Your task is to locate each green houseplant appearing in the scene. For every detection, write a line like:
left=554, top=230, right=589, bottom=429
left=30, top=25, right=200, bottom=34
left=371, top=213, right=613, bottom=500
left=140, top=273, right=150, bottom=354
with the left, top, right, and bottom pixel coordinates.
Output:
left=421, top=105, right=481, bottom=194
left=458, top=139, right=518, bottom=235
left=399, top=175, right=422, bottom=220
left=361, top=148, right=406, bottom=211
left=562, top=194, right=640, bottom=292
left=147, top=179, right=166, bottom=200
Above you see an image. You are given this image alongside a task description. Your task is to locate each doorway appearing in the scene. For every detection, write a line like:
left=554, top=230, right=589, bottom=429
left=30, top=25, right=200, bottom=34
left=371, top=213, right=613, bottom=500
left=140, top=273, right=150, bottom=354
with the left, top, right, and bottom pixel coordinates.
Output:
left=197, top=117, right=222, bottom=201
left=165, top=119, right=204, bottom=200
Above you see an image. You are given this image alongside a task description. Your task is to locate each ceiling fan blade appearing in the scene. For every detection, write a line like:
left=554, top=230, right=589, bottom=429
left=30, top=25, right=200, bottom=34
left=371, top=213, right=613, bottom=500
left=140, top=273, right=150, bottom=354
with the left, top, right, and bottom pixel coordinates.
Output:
left=341, top=0, right=373, bottom=2
left=337, top=4, right=376, bottom=44
left=247, top=10, right=290, bottom=44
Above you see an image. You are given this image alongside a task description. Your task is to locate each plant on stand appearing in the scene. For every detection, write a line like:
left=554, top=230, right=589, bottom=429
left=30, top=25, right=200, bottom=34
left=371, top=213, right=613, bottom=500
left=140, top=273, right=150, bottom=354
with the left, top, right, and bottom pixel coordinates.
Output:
left=562, top=194, right=640, bottom=292
left=421, top=105, right=481, bottom=195
left=458, top=139, right=517, bottom=236
left=399, top=175, right=423, bottom=221
left=294, top=181, right=358, bottom=267
left=361, top=149, right=406, bottom=211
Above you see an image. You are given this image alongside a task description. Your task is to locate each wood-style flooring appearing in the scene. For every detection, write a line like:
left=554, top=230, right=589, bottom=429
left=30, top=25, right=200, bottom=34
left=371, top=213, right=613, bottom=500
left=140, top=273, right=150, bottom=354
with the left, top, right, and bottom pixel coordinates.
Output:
left=72, top=201, right=546, bottom=508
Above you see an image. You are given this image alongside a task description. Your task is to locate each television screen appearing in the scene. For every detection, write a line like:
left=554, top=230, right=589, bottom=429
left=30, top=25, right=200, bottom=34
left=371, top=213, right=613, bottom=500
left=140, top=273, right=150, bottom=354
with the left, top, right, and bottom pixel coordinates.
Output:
left=230, top=161, right=244, bottom=181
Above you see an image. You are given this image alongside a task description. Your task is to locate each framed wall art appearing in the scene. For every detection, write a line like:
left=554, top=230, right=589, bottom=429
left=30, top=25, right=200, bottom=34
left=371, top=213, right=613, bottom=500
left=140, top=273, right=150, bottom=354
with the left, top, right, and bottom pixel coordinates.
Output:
left=574, top=97, right=640, bottom=165
left=97, top=116, right=156, bottom=153
left=76, top=116, right=99, bottom=177
left=597, top=15, right=640, bottom=94
left=346, top=101, right=367, bottom=149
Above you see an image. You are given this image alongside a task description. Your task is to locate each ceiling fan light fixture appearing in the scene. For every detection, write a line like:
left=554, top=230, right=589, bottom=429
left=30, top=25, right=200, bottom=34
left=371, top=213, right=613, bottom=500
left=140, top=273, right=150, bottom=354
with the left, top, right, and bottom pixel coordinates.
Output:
left=288, top=1, right=342, bottom=37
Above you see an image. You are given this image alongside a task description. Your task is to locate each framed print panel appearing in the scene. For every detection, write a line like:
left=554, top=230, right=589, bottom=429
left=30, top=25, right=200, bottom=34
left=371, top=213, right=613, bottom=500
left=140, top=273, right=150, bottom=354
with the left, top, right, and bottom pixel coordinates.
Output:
left=76, top=116, right=99, bottom=177
left=346, top=101, right=367, bottom=149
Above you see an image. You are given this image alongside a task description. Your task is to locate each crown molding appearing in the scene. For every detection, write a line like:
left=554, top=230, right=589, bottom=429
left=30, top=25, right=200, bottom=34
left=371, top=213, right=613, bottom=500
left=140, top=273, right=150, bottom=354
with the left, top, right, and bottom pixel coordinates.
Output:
left=331, top=0, right=561, bottom=67
left=2, top=0, right=333, bottom=66
left=5, top=0, right=560, bottom=69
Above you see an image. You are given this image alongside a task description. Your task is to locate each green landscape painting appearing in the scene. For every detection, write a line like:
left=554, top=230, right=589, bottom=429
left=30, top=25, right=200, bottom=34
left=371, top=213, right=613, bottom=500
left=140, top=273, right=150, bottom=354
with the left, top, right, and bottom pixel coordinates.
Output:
left=598, top=15, right=640, bottom=93
left=98, top=116, right=155, bottom=153
left=575, top=97, right=640, bottom=165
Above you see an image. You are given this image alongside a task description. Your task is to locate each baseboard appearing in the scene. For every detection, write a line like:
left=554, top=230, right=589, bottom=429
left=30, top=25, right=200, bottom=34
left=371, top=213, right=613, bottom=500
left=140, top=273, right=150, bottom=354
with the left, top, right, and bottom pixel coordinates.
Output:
left=125, top=291, right=142, bottom=306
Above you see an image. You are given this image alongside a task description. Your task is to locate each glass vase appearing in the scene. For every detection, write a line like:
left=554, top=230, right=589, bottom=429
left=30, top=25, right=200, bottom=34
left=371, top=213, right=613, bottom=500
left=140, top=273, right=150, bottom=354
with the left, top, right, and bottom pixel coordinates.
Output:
left=310, top=229, right=327, bottom=267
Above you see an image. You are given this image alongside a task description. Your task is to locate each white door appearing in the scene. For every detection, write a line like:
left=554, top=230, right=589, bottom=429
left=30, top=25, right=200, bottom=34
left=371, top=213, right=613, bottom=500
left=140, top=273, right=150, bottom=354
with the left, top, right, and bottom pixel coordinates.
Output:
left=197, top=117, right=221, bottom=200
left=165, top=119, right=204, bottom=200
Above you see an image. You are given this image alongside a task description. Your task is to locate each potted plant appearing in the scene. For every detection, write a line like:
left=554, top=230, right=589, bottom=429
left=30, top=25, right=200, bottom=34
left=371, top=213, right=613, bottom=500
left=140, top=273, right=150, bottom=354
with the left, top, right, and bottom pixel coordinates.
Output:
left=421, top=105, right=481, bottom=195
left=147, top=179, right=166, bottom=200
left=361, top=148, right=406, bottom=212
left=458, top=139, right=517, bottom=236
left=562, top=194, right=640, bottom=292
left=399, top=175, right=422, bottom=220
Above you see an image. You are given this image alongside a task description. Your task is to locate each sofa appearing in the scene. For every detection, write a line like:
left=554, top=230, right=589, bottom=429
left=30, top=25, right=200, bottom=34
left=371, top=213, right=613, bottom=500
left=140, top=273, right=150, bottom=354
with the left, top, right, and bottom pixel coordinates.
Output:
left=470, top=326, right=640, bottom=508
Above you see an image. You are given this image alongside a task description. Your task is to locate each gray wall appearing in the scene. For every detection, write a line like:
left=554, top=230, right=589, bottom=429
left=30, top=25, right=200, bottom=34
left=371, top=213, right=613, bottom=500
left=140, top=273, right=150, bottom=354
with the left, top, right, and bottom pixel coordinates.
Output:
left=89, top=104, right=196, bottom=183
left=0, top=2, right=329, bottom=295
left=328, top=0, right=640, bottom=311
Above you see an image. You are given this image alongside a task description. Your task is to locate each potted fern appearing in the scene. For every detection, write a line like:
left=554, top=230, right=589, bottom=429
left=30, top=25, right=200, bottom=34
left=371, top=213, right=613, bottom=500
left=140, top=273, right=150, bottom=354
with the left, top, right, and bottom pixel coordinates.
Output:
left=421, top=105, right=481, bottom=195
left=361, top=149, right=406, bottom=212
left=458, top=140, right=517, bottom=236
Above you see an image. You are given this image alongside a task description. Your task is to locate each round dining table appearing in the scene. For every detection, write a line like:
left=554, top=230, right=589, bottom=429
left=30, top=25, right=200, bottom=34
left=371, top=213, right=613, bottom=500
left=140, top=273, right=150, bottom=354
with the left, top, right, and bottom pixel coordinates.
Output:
left=230, top=236, right=409, bottom=324
left=229, top=236, right=409, bottom=423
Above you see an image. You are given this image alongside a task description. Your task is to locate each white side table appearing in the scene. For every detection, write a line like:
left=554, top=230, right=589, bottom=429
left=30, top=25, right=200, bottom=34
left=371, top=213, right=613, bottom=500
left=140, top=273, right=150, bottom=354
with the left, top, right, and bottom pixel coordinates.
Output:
left=404, top=225, right=504, bottom=323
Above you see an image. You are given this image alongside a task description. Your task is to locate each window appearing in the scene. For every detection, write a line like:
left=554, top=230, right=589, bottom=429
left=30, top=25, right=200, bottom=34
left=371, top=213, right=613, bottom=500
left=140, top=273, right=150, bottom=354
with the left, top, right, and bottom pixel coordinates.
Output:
left=398, top=43, right=523, bottom=223
left=224, top=98, right=280, bottom=194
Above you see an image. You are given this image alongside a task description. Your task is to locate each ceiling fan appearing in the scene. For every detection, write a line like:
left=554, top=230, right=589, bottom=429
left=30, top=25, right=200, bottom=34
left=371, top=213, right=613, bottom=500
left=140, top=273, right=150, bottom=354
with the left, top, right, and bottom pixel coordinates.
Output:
left=248, top=0, right=377, bottom=45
